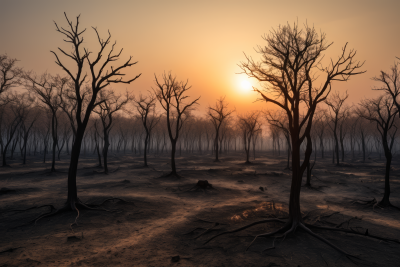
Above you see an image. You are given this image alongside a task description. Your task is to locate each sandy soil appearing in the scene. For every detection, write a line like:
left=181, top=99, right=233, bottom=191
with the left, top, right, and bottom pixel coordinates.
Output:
left=0, top=151, right=400, bottom=267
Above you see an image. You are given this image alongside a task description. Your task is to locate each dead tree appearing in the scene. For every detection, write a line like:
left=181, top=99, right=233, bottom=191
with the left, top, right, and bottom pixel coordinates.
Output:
left=206, top=22, right=365, bottom=256
left=238, top=111, right=261, bottom=164
left=357, top=95, right=398, bottom=207
left=25, top=73, right=68, bottom=172
left=1, top=93, right=33, bottom=166
left=207, top=96, right=234, bottom=162
left=153, top=72, right=200, bottom=177
left=314, top=109, right=328, bottom=159
left=325, top=91, right=349, bottom=166
left=264, top=110, right=291, bottom=169
left=33, top=13, right=141, bottom=220
left=19, top=106, right=39, bottom=164
left=0, top=54, right=23, bottom=96
left=134, top=93, right=160, bottom=167
left=373, top=60, right=400, bottom=117
left=94, top=90, right=132, bottom=174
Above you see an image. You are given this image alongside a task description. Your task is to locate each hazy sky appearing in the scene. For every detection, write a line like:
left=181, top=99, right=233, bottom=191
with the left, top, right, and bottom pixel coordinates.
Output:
left=1, top=0, right=399, bottom=114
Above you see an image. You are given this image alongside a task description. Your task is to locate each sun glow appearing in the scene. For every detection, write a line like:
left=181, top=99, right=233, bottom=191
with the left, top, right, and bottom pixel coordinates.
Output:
left=239, top=79, right=252, bottom=92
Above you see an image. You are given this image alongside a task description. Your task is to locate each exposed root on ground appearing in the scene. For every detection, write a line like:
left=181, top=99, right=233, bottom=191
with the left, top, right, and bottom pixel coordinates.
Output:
left=351, top=197, right=400, bottom=211
left=351, top=197, right=377, bottom=206
left=305, top=223, right=400, bottom=244
left=204, top=218, right=360, bottom=259
left=10, top=196, right=135, bottom=229
left=203, top=218, right=285, bottom=245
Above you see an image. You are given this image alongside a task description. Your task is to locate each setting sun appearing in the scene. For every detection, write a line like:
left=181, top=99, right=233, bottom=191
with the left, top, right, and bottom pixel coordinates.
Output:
left=239, top=79, right=252, bottom=92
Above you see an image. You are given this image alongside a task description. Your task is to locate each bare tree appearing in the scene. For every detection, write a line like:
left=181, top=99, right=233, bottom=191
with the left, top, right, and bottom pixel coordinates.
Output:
left=134, top=93, right=160, bottom=167
left=207, top=22, right=365, bottom=256
left=25, top=73, right=68, bottom=172
left=207, top=96, right=234, bottom=162
left=325, top=91, right=349, bottom=166
left=0, top=93, right=33, bottom=166
left=238, top=111, right=262, bottom=164
left=373, top=60, right=400, bottom=115
left=264, top=110, right=291, bottom=169
left=94, top=90, right=132, bottom=174
left=35, top=13, right=141, bottom=219
left=19, top=106, right=39, bottom=164
left=357, top=95, right=398, bottom=208
left=0, top=54, right=23, bottom=96
left=153, top=72, right=200, bottom=177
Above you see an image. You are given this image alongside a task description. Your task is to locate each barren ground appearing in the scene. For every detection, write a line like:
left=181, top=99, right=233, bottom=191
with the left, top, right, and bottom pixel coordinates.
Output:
left=1, top=151, right=400, bottom=267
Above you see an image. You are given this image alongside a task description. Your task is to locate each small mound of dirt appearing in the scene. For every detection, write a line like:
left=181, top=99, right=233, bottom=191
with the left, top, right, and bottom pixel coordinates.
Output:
left=196, top=180, right=213, bottom=189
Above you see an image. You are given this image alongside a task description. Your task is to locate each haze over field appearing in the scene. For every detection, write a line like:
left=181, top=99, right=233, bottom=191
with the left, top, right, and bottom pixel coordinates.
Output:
left=1, top=0, right=399, bottom=113
left=1, top=1, right=400, bottom=267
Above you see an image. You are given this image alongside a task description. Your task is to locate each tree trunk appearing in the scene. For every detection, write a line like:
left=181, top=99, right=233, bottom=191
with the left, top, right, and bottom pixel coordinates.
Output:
left=170, top=140, right=177, bottom=175
left=66, top=129, right=84, bottom=209
left=144, top=133, right=149, bottom=167
left=103, top=132, right=109, bottom=174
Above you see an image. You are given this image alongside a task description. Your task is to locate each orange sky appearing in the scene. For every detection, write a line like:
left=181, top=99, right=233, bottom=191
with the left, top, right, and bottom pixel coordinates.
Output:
left=1, top=0, right=399, bottom=115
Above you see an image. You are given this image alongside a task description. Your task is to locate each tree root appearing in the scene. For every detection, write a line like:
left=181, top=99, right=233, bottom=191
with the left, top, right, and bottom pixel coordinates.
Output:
left=203, top=218, right=365, bottom=260
left=305, top=223, right=400, bottom=244
left=195, top=223, right=220, bottom=239
left=351, top=197, right=377, bottom=206
left=203, top=218, right=285, bottom=245
left=10, top=197, right=128, bottom=230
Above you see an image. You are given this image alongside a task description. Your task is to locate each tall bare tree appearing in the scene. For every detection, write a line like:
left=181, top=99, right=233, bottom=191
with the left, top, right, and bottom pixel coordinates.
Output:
left=325, top=91, right=349, bottom=166
left=0, top=54, right=23, bottom=96
left=357, top=95, right=398, bottom=207
left=208, top=96, right=234, bottom=162
left=42, top=13, right=141, bottom=217
left=373, top=60, right=400, bottom=116
left=207, top=22, right=365, bottom=255
left=134, top=93, right=160, bottom=167
left=265, top=110, right=291, bottom=169
left=25, top=73, right=68, bottom=172
left=0, top=93, right=34, bottom=166
left=94, top=90, right=132, bottom=174
left=153, top=72, right=200, bottom=177
left=238, top=111, right=262, bottom=164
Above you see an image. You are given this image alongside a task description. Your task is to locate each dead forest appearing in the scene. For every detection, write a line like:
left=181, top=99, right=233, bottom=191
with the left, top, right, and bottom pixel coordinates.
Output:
left=1, top=14, right=400, bottom=267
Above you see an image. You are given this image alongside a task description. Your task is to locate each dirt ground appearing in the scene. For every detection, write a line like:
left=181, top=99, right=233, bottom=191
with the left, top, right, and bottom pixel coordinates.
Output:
left=1, top=151, right=400, bottom=267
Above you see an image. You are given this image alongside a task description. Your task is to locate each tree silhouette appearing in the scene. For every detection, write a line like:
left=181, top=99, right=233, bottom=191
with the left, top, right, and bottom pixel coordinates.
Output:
left=0, top=54, right=23, bottom=96
left=153, top=72, right=200, bottom=177
left=325, top=91, right=349, bottom=166
left=206, top=22, right=365, bottom=256
left=237, top=111, right=261, bottom=164
left=373, top=60, right=400, bottom=116
left=25, top=73, right=68, bottom=172
left=357, top=95, right=398, bottom=208
left=94, top=90, right=133, bottom=174
left=134, top=93, right=160, bottom=167
left=34, top=13, right=141, bottom=222
left=208, top=96, right=234, bottom=162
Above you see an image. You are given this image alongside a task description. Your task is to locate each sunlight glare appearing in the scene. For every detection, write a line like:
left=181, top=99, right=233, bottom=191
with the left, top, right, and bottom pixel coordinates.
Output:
left=239, top=79, right=252, bottom=92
